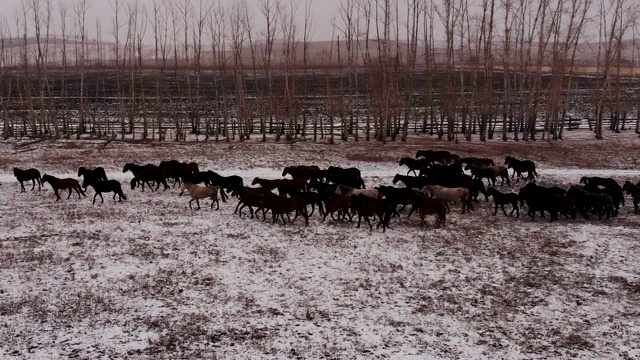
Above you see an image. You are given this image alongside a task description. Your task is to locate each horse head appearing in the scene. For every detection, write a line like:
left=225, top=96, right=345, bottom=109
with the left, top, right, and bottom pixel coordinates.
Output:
left=251, top=177, right=261, bottom=186
left=282, top=167, right=292, bottom=177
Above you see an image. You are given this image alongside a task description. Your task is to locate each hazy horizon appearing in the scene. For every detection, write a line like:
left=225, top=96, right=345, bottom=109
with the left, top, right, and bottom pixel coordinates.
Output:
left=1, top=0, right=425, bottom=44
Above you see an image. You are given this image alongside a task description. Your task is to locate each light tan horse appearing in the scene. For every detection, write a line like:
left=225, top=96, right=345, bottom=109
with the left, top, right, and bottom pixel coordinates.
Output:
left=181, top=183, right=220, bottom=210
left=421, top=184, right=473, bottom=214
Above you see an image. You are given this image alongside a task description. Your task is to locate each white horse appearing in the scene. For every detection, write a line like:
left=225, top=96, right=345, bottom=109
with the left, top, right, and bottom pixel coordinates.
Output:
left=335, top=184, right=380, bottom=199
left=181, top=182, right=220, bottom=210
left=421, top=184, right=472, bottom=213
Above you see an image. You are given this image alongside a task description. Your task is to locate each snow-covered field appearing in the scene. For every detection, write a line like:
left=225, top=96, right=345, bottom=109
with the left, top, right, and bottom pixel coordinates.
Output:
left=1, top=132, right=640, bottom=359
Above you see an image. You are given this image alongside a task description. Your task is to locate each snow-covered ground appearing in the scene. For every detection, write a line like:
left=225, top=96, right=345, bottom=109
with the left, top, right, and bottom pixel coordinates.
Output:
left=1, top=132, right=640, bottom=359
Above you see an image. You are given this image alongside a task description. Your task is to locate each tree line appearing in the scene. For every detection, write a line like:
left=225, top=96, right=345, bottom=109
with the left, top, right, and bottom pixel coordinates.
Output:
left=1, top=0, right=640, bottom=143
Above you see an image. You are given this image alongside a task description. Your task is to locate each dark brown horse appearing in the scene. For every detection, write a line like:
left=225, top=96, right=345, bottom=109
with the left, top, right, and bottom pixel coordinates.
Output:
left=251, top=177, right=307, bottom=196
left=13, top=167, right=42, bottom=192
left=130, top=167, right=169, bottom=191
left=504, top=156, right=538, bottom=181
left=408, top=196, right=447, bottom=227
left=42, top=174, right=86, bottom=201
left=623, top=181, right=640, bottom=211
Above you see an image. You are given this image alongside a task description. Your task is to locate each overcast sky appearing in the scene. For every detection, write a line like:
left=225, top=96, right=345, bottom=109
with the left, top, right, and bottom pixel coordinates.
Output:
left=1, top=0, right=417, bottom=43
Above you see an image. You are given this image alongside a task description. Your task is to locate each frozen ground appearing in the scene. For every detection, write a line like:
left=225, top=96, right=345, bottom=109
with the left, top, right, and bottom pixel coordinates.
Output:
left=1, top=131, right=640, bottom=359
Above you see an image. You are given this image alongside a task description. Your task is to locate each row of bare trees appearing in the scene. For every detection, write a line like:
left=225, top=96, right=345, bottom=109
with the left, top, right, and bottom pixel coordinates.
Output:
left=1, top=0, right=640, bottom=142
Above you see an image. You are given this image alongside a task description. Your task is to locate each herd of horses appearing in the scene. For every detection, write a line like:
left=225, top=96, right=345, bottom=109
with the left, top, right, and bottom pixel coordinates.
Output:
left=10, top=148, right=640, bottom=231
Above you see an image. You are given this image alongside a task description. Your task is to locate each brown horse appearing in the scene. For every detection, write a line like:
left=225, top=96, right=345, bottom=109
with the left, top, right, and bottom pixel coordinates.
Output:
left=13, top=167, right=43, bottom=192
left=130, top=167, right=169, bottom=191
left=321, top=193, right=352, bottom=222
left=504, top=156, right=538, bottom=181
left=409, top=196, right=447, bottom=227
left=623, top=181, right=640, bottom=211
left=41, top=174, right=86, bottom=201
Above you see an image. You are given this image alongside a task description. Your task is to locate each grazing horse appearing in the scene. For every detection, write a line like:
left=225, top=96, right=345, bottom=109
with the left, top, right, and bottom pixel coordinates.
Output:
left=326, top=166, right=365, bottom=189
left=82, top=178, right=127, bottom=204
left=181, top=183, right=220, bottom=210
left=123, top=163, right=158, bottom=190
left=487, top=187, right=519, bottom=217
left=130, top=167, right=169, bottom=191
left=335, top=184, right=379, bottom=199
left=282, top=165, right=323, bottom=181
left=504, top=156, right=538, bottom=181
left=421, top=184, right=472, bottom=214
left=41, top=174, right=85, bottom=201
left=13, top=167, right=42, bottom=192
left=399, top=157, right=431, bottom=176
left=77, top=167, right=108, bottom=185
left=622, top=181, right=640, bottom=211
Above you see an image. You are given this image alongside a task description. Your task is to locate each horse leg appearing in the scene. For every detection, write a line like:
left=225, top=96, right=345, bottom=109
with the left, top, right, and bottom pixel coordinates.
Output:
left=19, top=181, right=25, bottom=192
left=54, top=189, right=61, bottom=201
left=92, top=193, right=98, bottom=204
left=357, top=215, right=362, bottom=228
left=189, top=199, right=194, bottom=210
left=365, top=216, right=373, bottom=231
left=501, top=204, right=509, bottom=216
left=67, top=188, right=73, bottom=199
left=31, top=179, right=36, bottom=191
left=196, top=198, right=201, bottom=210
left=493, top=202, right=499, bottom=215
left=407, top=205, right=415, bottom=218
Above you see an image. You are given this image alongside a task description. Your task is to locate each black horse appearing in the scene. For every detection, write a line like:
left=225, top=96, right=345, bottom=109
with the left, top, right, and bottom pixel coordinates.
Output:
left=78, top=167, right=108, bottom=188
left=487, top=187, right=519, bottom=217
left=326, top=166, right=365, bottom=189
left=13, top=167, right=42, bottom=192
left=83, top=178, right=127, bottom=204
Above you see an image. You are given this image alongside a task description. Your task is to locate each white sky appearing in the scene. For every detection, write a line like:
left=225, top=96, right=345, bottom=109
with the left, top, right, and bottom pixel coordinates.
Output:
left=1, top=0, right=413, bottom=43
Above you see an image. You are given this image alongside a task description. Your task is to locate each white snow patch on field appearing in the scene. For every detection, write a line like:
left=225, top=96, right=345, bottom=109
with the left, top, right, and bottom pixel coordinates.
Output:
left=0, top=140, right=640, bottom=359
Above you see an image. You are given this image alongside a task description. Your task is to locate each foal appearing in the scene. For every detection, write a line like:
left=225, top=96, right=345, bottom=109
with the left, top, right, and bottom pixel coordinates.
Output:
left=487, top=187, right=519, bottom=217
